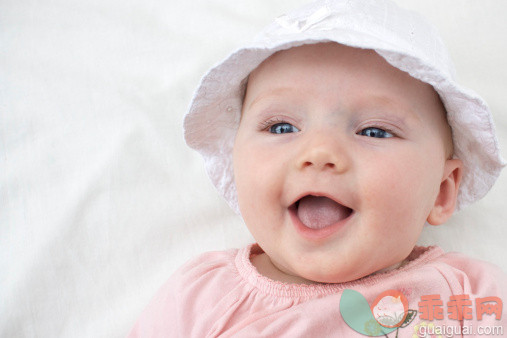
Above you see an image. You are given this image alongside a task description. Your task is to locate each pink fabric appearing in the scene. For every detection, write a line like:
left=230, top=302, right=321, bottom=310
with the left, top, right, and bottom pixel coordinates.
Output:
left=129, top=244, right=506, bottom=337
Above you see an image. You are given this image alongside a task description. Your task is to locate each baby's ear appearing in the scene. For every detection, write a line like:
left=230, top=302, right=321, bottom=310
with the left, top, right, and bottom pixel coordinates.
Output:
left=427, top=159, right=463, bottom=226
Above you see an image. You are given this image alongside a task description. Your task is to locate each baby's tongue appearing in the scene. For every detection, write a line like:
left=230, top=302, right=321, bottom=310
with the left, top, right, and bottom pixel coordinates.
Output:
left=297, top=196, right=350, bottom=229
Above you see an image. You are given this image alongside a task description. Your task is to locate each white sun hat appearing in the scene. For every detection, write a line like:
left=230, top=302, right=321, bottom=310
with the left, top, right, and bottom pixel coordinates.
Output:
left=183, top=0, right=505, bottom=214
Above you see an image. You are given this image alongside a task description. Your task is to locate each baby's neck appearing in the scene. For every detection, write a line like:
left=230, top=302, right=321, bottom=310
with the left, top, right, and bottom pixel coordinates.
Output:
left=250, top=252, right=407, bottom=285
left=251, top=253, right=316, bottom=284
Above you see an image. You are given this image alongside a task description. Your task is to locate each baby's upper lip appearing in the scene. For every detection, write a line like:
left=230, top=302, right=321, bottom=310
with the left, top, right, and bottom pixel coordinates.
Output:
left=289, top=191, right=353, bottom=210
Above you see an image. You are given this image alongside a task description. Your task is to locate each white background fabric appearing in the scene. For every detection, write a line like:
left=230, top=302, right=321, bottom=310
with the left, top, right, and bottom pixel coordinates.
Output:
left=1, top=1, right=506, bottom=337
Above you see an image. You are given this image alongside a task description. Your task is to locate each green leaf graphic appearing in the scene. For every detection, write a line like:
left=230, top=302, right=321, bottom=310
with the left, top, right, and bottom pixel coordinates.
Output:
left=340, top=289, right=397, bottom=336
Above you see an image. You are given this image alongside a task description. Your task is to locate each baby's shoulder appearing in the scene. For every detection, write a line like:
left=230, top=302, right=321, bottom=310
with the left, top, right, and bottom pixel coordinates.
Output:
left=175, top=247, right=238, bottom=276
left=170, top=247, right=242, bottom=293
left=425, top=249, right=507, bottom=295
left=128, top=247, right=246, bottom=337
left=431, top=250, right=505, bottom=276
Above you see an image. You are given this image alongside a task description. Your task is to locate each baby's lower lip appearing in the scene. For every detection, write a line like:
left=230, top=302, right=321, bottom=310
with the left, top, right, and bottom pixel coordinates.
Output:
left=288, top=203, right=354, bottom=242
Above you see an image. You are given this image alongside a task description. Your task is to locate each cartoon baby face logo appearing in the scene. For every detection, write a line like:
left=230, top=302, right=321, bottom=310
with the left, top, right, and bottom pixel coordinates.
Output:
left=371, top=290, right=409, bottom=328
left=340, top=289, right=417, bottom=337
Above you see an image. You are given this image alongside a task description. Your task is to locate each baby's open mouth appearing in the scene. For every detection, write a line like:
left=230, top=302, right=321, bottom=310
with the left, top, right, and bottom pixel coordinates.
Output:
left=291, top=195, right=353, bottom=229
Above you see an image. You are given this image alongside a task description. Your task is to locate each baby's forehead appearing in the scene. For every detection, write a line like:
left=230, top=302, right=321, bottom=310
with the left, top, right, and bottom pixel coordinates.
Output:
left=245, top=43, right=442, bottom=116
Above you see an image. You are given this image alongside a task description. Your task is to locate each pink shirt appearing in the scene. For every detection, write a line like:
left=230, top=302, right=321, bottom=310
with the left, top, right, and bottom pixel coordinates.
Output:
left=129, top=244, right=506, bottom=337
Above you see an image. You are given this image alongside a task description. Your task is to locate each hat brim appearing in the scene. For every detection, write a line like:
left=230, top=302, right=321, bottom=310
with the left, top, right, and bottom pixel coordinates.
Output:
left=184, top=5, right=505, bottom=214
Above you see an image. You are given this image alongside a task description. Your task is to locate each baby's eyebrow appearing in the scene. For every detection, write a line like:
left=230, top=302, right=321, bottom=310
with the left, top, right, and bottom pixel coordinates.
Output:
left=359, top=94, right=422, bottom=124
left=246, top=88, right=422, bottom=128
left=246, top=87, right=299, bottom=111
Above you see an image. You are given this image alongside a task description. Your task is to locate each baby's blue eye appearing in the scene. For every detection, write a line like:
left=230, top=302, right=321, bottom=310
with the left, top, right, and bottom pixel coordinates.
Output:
left=358, top=127, right=393, bottom=138
left=270, top=123, right=300, bottom=134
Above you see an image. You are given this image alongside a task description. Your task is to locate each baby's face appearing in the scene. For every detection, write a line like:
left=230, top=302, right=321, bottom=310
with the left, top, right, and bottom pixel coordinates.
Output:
left=233, top=42, right=458, bottom=284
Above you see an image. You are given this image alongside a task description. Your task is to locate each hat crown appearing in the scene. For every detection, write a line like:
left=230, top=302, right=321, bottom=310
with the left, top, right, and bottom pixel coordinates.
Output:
left=254, top=0, right=455, bottom=81
left=184, top=0, right=505, bottom=213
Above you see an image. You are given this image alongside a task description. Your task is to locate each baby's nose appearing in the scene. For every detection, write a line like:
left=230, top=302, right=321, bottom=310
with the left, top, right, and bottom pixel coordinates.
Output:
left=296, top=134, right=350, bottom=173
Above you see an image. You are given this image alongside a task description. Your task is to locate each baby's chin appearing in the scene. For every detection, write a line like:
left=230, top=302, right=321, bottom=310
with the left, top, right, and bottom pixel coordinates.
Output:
left=298, top=271, right=366, bottom=285
left=286, top=259, right=403, bottom=284
left=278, top=261, right=369, bottom=285
left=264, top=245, right=409, bottom=284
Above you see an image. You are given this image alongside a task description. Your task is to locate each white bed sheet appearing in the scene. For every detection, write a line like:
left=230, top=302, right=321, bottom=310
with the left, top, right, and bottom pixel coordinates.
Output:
left=1, top=0, right=506, bottom=336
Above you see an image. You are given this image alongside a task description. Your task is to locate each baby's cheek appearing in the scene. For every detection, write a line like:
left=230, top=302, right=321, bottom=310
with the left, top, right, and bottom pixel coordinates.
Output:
left=234, top=146, right=279, bottom=203
left=361, top=164, right=420, bottom=215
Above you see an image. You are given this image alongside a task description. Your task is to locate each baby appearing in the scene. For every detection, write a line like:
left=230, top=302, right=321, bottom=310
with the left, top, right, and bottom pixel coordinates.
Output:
left=130, top=0, right=506, bottom=336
